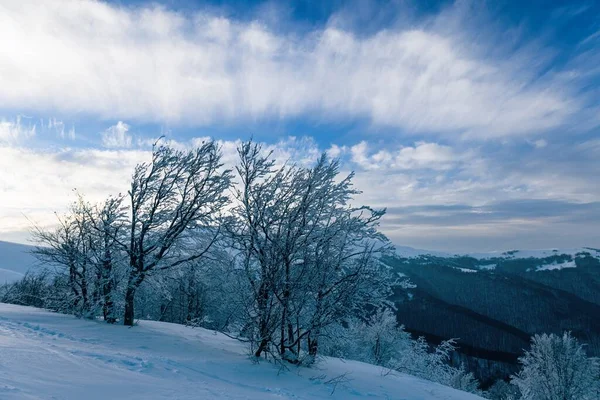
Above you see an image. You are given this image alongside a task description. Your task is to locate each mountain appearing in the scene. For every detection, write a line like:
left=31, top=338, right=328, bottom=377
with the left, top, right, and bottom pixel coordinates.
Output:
left=0, top=303, right=482, bottom=400
left=0, top=241, right=37, bottom=284
left=383, top=247, right=600, bottom=385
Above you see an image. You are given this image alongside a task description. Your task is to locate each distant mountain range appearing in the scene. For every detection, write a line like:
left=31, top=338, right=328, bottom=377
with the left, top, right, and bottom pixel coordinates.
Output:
left=383, top=246, right=600, bottom=384
left=396, top=244, right=600, bottom=262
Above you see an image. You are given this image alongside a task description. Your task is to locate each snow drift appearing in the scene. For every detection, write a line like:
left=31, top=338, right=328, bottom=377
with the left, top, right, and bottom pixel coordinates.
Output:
left=0, top=303, right=482, bottom=399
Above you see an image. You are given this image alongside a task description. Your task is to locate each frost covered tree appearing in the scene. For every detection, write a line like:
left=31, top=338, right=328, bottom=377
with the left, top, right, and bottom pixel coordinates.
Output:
left=304, top=202, right=397, bottom=357
left=31, top=196, right=95, bottom=315
left=512, top=332, right=600, bottom=400
left=119, top=142, right=232, bottom=326
left=30, top=194, right=127, bottom=319
left=86, top=195, right=128, bottom=323
left=228, top=141, right=301, bottom=357
left=229, top=141, right=392, bottom=361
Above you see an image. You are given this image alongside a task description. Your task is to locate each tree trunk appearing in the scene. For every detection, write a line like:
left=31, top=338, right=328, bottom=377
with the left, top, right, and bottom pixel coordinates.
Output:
left=123, top=285, right=136, bottom=326
left=308, top=290, right=324, bottom=357
left=102, top=271, right=115, bottom=323
left=69, top=261, right=80, bottom=309
left=254, top=280, right=270, bottom=357
left=80, top=271, right=89, bottom=316
left=102, top=239, right=116, bottom=323
left=280, top=259, right=291, bottom=358
left=123, top=270, right=144, bottom=326
left=255, top=338, right=269, bottom=358
left=308, top=334, right=319, bottom=357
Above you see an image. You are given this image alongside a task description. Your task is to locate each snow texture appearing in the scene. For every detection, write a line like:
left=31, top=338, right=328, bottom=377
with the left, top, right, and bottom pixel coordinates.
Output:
left=394, top=245, right=600, bottom=263
left=453, top=267, right=477, bottom=273
left=466, top=247, right=600, bottom=261
left=394, top=245, right=451, bottom=258
left=536, top=260, right=577, bottom=271
left=0, top=303, right=483, bottom=400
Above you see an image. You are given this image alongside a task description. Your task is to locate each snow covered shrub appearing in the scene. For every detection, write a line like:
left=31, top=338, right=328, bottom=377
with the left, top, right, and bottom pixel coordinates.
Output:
left=484, top=379, right=520, bottom=400
left=511, top=332, right=600, bottom=400
left=320, top=307, right=482, bottom=395
left=0, top=271, right=50, bottom=309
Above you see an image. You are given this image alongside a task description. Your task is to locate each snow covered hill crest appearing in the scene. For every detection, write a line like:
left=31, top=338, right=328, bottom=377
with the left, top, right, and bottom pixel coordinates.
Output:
left=0, top=303, right=483, bottom=400
left=0, top=241, right=37, bottom=284
left=395, top=244, right=600, bottom=261
left=393, top=245, right=600, bottom=273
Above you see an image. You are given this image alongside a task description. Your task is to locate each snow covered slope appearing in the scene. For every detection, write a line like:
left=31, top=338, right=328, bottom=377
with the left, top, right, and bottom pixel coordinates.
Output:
left=0, top=303, right=483, bottom=400
left=394, top=245, right=451, bottom=258
left=0, top=241, right=37, bottom=284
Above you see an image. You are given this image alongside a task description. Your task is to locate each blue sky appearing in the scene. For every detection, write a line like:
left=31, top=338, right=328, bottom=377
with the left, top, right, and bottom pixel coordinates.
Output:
left=0, top=0, right=599, bottom=252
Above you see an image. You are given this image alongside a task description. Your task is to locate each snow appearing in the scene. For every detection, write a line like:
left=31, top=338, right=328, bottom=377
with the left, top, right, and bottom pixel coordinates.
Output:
left=536, top=260, right=577, bottom=271
left=395, top=244, right=600, bottom=263
left=466, top=248, right=600, bottom=261
left=0, top=241, right=37, bottom=284
left=453, top=267, right=477, bottom=273
left=0, top=303, right=483, bottom=400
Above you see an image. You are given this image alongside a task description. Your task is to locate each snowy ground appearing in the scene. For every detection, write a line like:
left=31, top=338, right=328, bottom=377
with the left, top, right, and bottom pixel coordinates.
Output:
left=0, top=303, right=482, bottom=400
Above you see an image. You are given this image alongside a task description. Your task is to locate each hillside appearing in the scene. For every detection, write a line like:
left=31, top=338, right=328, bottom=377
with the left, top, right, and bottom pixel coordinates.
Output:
left=383, top=247, right=600, bottom=383
left=0, top=241, right=37, bottom=284
left=0, top=303, right=482, bottom=400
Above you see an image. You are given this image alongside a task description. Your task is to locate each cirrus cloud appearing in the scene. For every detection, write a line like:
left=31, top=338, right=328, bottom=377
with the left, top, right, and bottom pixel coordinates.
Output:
left=0, top=0, right=591, bottom=139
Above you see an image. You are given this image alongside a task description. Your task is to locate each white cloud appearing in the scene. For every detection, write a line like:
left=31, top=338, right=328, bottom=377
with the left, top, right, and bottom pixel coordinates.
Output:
left=326, top=144, right=347, bottom=158
left=0, top=0, right=585, bottom=138
left=349, top=141, right=465, bottom=171
left=0, top=116, right=35, bottom=144
left=0, top=145, right=148, bottom=236
left=42, top=118, right=76, bottom=140
left=350, top=141, right=370, bottom=166
left=102, top=121, right=132, bottom=148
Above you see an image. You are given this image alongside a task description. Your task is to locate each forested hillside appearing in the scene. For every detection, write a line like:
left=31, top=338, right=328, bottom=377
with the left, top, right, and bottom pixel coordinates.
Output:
left=383, top=249, right=600, bottom=384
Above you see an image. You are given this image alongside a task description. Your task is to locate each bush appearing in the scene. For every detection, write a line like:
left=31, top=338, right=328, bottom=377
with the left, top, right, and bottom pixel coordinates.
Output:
left=512, top=332, right=600, bottom=400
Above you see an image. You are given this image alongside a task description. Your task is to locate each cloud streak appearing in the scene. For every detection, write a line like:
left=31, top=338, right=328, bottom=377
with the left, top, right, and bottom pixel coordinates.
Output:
left=102, top=121, right=132, bottom=148
left=0, top=0, right=592, bottom=138
left=0, top=116, right=36, bottom=144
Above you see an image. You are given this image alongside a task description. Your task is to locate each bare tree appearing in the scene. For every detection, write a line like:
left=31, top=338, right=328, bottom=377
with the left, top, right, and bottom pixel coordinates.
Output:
left=119, top=142, right=232, bottom=326
left=229, top=141, right=392, bottom=361
left=86, top=195, right=127, bottom=323
left=31, top=197, right=94, bottom=316
left=229, top=141, right=288, bottom=357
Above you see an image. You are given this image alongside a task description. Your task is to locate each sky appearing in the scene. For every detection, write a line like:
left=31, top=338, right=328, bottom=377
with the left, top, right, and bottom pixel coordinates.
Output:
left=0, top=0, right=599, bottom=253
